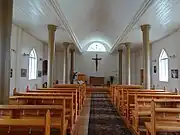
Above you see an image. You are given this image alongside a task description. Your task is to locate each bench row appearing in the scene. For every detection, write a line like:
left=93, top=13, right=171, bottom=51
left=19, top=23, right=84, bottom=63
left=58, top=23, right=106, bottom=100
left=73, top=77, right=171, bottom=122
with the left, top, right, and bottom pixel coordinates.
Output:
left=109, top=84, right=180, bottom=135
left=0, top=84, right=86, bottom=135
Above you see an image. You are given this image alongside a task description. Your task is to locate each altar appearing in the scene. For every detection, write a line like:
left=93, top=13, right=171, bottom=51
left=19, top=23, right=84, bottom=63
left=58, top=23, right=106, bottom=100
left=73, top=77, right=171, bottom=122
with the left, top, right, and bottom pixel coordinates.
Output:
left=89, top=76, right=105, bottom=86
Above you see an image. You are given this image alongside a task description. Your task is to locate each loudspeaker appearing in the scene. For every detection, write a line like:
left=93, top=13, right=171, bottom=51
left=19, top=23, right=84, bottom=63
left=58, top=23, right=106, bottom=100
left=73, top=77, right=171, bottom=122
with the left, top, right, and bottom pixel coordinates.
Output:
left=43, top=60, right=48, bottom=75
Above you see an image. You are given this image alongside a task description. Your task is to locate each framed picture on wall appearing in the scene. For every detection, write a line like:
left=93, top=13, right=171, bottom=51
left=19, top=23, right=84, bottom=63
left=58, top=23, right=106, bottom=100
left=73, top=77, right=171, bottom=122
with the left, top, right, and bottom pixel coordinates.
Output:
left=171, top=69, right=178, bottom=78
left=10, top=69, right=13, bottom=78
left=38, top=71, right=42, bottom=77
left=153, top=66, right=157, bottom=73
left=21, top=69, right=27, bottom=77
left=43, top=60, right=48, bottom=75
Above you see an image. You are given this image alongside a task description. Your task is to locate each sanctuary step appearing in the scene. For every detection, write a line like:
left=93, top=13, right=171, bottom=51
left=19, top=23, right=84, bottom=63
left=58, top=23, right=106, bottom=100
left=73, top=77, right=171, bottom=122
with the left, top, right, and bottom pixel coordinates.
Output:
left=86, top=86, right=109, bottom=93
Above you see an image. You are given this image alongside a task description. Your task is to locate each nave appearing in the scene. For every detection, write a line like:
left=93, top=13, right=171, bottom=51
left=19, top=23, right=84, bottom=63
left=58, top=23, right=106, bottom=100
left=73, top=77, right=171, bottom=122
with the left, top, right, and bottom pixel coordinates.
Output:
left=1, top=82, right=180, bottom=135
left=1, top=0, right=180, bottom=135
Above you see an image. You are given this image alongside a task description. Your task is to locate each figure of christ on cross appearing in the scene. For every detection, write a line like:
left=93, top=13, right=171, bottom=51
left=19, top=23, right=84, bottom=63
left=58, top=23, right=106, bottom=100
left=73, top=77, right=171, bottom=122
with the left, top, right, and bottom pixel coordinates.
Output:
left=92, top=54, right=102, bottom=72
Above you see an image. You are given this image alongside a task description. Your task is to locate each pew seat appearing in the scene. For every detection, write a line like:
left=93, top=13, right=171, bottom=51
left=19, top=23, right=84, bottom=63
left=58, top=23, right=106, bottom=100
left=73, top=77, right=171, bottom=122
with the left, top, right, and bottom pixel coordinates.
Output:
left=131, top=97, right=180, bottom=135
left=0, top=118, right=69, bottom=135
left=145, top=122, right=180, bottom=135
left=0, top=110, right=52, bottom=135
left=0, top=105, right=69, bottom=135
left=21, top=88, right=84, bottom=113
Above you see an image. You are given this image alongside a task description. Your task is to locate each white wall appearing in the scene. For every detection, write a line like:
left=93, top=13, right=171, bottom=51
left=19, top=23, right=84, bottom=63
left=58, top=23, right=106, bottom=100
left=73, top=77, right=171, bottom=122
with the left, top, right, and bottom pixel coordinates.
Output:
left=132, top=30, right=180, bottom=91
left=54, top=51, right=64, bottom=83
left=54, top=50, right=134, bottom=85
left=42, top=44, right=48, bottom=83
left=122, top=51, right=126, bottom=84
left=151, top=31, right=180, bottom=91
left=10, top=24, right=44, bottom=95
left=134, top=49, right=143, bottom=85
left=75, top=51, right=119, bottom=84
left=131, top=51, right=137, bottom=84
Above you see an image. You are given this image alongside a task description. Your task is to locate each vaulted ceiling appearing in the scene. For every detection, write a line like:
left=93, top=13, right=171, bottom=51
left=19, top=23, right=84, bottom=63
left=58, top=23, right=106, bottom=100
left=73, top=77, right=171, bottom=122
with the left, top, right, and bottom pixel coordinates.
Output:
left=13, top=0, right=180, bottom=52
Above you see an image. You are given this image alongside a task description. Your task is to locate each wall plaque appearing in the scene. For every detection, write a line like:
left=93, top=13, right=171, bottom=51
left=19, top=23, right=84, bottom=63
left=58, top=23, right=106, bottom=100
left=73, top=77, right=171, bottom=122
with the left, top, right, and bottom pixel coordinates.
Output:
left=21, top=69, right=27, bottom=77
left=38, top=71, right=42, bottom=77
left=171, top=69, right=178, bottom=78
left=153, top=66, right=157, bottom=73
left=10, top=69, right=13, bottom=78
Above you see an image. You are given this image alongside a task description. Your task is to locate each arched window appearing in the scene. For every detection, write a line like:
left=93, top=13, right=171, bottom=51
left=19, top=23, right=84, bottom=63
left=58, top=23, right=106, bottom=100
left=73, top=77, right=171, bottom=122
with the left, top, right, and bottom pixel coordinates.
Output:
left=159, top=49, right=168, bottom=82
left=29, top=48, right=37, bottom=80
left=87, top=42, right=106, bottom=52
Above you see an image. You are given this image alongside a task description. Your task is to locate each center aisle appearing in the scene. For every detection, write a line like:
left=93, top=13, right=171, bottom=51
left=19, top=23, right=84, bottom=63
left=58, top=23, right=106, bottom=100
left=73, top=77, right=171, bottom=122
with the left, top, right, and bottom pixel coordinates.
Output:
left=88, top=92, right=132, bottom=135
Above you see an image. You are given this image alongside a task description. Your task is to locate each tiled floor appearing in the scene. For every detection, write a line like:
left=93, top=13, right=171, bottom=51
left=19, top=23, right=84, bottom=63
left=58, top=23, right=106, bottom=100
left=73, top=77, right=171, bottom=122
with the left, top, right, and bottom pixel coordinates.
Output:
left=72, top=94, right=91, bottom=135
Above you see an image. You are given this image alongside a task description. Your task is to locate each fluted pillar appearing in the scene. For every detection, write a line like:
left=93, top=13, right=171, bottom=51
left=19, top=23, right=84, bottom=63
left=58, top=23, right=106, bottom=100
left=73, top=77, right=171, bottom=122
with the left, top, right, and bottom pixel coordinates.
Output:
left=70, top=47, right=75, bottom=84
left=63, top=42, right=69, bottom=84
left=0, top=0, right=13, bottom=104
left=141, top=24, right=151, bottom=89
left=47, top=24, right=57, bottom=88
left=125, top=42, right=131, bottom=85
left=118, top=49, right=123, bottom=84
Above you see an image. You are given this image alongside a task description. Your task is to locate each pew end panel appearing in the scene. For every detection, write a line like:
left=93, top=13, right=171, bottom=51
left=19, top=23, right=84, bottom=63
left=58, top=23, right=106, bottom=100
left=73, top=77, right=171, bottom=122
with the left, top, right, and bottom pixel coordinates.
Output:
left=0, top=109, right=51, bottom=135
left=145, top=100, right=180, bottom=135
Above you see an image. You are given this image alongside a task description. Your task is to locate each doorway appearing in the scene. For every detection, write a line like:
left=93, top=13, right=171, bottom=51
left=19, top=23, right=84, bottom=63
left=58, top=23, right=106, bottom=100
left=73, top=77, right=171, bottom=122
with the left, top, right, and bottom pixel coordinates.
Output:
left=140, top=69, right=143, bottom=85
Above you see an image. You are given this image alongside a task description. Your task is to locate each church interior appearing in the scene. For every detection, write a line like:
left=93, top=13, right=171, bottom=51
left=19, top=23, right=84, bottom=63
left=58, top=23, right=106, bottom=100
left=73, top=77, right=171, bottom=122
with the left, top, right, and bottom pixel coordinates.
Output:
left=1, top=0, right=180, bottom=135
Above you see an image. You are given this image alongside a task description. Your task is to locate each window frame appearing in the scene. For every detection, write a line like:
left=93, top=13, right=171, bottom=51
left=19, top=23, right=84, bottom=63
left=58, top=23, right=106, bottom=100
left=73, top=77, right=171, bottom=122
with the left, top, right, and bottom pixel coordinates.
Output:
left=159, top=49, right=169, bottom=82
left=87, top=42, right=107, bottom=52
left=28, top=48, right=37, bottom=80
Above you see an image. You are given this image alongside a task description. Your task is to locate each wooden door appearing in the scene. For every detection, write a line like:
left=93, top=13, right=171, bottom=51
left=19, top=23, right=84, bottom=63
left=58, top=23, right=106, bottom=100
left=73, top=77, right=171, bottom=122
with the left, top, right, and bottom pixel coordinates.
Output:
left=140, top=69, right=143, bottom=85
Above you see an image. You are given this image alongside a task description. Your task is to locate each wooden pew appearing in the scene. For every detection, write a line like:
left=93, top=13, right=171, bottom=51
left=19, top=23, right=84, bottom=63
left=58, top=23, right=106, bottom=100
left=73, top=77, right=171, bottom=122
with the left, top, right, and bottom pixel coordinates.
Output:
left=0, top=105, right=68, bottom=135
left=34, top=87, right=85, bottom=111
left=14, top=88, right=83, bottom=114
left=131, top=95, right=180, bottom=135
left=117, top=89, right=168, bottom=116
left=13, top=89, right=78, bottom=119
left=53, top=84, right=86, bottom=102
left=125, top=90, right=173, bottom=120
left=53, top=84, right=80, bottom=88
left=9, top=96, right=74, bottom=131
left=145, top=100, right=180, bottom=135
left=111, top=85, right=143, bottom=106
left=119, top=89, right=165, bottom=112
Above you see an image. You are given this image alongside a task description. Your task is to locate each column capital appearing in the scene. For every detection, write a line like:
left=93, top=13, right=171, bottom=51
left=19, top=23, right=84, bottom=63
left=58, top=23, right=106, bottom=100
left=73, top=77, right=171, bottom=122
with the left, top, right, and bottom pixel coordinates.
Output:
left=118, top=49, right=123, bottom=53
left=63, top=42, right=70, bottom=49
left=47, top=24, right=57, bottom=32
left=118, top=43, right=124, bottom=47
left=124, top=42, right=131, bottom=48
left=70, top=48, right=75, bottom=53
left=140, top=24, right=151, bottom=32
left=69, top=43, right=75, bottom=49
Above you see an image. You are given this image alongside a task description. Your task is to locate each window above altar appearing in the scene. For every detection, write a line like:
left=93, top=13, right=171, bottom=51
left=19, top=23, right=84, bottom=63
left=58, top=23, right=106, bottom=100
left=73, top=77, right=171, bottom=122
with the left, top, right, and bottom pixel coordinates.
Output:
left=87, top=42, right=107, bottom=52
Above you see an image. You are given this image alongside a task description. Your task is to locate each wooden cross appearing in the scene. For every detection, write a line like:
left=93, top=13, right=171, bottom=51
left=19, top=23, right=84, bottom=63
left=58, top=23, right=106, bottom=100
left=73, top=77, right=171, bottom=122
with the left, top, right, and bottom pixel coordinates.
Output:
left=92, top=54, right=102, bottom=72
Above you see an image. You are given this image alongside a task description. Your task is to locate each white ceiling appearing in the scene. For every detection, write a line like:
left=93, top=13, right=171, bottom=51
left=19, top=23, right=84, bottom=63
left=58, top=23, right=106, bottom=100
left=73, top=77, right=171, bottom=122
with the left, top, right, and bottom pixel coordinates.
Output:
left=123, top=0, right=180, bottom=48
left=13, top=0, right=180, bottom=52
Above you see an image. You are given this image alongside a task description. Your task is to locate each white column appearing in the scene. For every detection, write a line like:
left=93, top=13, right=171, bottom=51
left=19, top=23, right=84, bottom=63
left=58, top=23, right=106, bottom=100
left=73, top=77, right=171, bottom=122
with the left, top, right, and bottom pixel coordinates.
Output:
left=0, top=0, right=13, bottom=104
left=125, top=42, right=131, bottom=85
left=47, top=24, right=57, bottom=88
left=70, top=47, right=75, bottom=84
left=141, top=24, right=151, bottom=89
left=118, top=49, right=123, bottom=84
left=63, top=42, right=69, bottom=84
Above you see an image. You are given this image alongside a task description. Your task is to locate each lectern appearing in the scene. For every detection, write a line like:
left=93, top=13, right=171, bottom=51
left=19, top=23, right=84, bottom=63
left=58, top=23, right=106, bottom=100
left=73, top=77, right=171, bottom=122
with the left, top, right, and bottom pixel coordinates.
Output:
left=77, top=73, right=87, bottom=82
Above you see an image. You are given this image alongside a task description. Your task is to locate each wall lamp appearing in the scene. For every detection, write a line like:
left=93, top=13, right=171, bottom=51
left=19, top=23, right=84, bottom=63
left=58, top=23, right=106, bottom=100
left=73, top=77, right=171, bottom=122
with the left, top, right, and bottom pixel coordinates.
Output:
left=152, top=59, right=157, bottom=63
left=22, top=53, right=29, bottom=56
left=169, top=54, right=176, bottom=59
left=11, top=49, right=16, bottom=52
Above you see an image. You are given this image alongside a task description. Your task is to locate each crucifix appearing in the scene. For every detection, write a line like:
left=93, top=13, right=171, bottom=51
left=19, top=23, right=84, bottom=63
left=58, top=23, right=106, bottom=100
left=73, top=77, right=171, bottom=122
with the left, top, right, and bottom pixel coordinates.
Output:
left=92, top=54, right=102, bottom=72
